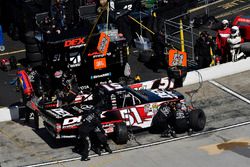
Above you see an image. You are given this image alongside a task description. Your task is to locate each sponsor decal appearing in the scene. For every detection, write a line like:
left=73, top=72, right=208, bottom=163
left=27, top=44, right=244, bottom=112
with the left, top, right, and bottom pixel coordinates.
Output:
left=97, top=32, right=110, bottom=55
left=102, top=83, right=123, bottom=91
left=69, top=54, right=81, bottom=68
left=63, top=116, right=82, bottom=126
left=94, top=58, right=107, bottom=70
left=168, top=49, right=187, bottom=67
left=64, top=37, right=85, bottom=47
left=72, top=106, right=84, bottom=113
left=48, top=108, right=73, bottom=118
left=90, top=72, right=111, bottom=79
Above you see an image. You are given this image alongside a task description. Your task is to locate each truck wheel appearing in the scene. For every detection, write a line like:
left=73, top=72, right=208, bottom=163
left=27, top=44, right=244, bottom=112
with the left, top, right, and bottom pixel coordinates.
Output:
left=114, top=122, right=128, bottom=144
left=189, top=109, right=206, bottom=131
left=241, top=42, right=250, bottom=53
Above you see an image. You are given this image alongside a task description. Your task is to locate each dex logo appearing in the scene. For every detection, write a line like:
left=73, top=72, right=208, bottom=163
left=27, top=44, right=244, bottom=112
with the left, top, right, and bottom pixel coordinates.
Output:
left=64, top=37, right=85, bottom=47
left=63, top=116, right=82, bottom=126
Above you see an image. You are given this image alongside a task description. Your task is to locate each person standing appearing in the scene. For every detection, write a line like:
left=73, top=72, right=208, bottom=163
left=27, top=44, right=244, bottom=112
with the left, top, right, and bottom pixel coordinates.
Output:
left=50, top=0, right=66, bottom=33
left=216, top=19, right=231, bottom=63
left=194, top=31, right=213, bottom=69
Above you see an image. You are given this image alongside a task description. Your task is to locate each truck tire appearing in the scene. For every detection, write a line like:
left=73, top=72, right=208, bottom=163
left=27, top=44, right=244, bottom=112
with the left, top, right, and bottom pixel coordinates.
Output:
left=241, top=42, right=250, bottom=53
left=29, top=61, right=43, bottom=67
left=114, top=122, right=128, bottom=144
left=25, top=44, right=40, bottom=53
left=25, top=31, right=37, bottom=44
left=26, top=52, right=43, bottom=62
left=189, top=109, right=206, bottom=131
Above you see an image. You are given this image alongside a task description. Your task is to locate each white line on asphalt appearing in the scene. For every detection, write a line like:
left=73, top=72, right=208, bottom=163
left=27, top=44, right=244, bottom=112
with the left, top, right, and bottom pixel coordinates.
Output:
left=188, top=0, right=224, bottom=13
left=0, top=49, right=26, bottom=56
left=216, top=5, right=250, bottom=19
left=209, top=80, right=250, bottom=104
left=24, top=121, right=250, bottom=167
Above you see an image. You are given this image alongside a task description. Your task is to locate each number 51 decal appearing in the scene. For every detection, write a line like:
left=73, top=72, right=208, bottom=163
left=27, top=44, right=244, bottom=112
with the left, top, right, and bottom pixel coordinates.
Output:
left=120, top=108, right=142, bottom=126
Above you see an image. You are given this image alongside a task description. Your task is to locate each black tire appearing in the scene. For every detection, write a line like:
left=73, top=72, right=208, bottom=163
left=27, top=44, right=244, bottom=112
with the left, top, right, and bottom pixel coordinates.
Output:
left=241, top=42, right=250, bottom=53
left=189, top=109, right=206, bottom=131
left=26, top=52, right=43, bottom=62
left=29, top=60, right=43, bottom=68
left=25, top=44, right=40, bottom=53
left=138, top=49, right=154, bottom=63
left=113, top=122, right=128, bottom=144
left=25, top=31, right=37, bottom=44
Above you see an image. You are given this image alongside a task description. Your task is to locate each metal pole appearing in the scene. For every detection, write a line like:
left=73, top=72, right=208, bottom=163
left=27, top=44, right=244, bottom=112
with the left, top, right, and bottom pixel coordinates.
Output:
left=190, top=22, right=195, bottom=61
left=180, top=19, right=185, bottom=52
left=205, top=0, right=209, bottom=16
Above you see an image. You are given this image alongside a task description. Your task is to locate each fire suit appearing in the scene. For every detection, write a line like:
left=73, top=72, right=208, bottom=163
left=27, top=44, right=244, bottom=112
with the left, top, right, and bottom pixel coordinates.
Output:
left=25, top=68, right=42, bottom=130
left=216, top=27, right=231, bottom=63
left=227, top=34, right=244, bottom=62
left=151, top=103, right=175, bottom=137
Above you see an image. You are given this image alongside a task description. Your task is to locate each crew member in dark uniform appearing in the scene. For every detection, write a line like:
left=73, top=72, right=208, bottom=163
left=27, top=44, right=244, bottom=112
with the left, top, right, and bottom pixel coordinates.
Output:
left=73, top=103, right=112, bottom=161
left=24, top=66, right=42, bottom=130
left=151, top=102, right=176, bottom=138
left=50, top=0, right=66, bottom=34
left=194, top=31, right=213, bottom=69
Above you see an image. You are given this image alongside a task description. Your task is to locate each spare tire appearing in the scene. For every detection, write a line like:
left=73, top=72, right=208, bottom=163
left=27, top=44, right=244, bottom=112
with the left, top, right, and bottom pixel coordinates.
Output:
left=25, top=44, right=40, bottom=53
left=113, top=122, right=128, bottom=144
left=25, top=31, right=37, bottom=44
left=189, top=109, right=206, bottom=131
left=29, top=60, right=43, bottom=67
left=241, top=42, right=250, bottom=53
left=26, top=52, right=43, bottom=62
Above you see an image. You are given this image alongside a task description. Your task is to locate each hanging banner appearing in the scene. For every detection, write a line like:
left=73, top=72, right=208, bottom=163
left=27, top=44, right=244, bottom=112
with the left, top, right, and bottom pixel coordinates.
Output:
left=168, top=49, right=187, bottom=67
left=97, top=32, right=110, bottom=55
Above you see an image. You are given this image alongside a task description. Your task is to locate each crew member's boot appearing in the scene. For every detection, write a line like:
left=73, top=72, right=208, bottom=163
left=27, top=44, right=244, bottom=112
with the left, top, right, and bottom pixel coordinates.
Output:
left=103, top=144, right=112, bottom=154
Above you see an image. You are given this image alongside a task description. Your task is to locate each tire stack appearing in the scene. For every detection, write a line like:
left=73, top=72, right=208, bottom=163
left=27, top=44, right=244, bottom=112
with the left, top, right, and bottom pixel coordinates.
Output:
left=25, top=31, right=43, bottom=67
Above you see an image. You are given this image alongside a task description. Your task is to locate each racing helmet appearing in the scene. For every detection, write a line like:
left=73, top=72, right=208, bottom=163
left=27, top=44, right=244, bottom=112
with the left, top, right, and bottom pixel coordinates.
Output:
left=221, top=19, right=229, bottom=29
left=231, top=26, right=240, bottom=37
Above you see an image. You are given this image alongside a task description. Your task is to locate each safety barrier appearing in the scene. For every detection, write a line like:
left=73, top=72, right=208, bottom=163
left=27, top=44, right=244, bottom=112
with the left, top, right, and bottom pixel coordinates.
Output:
left=183, top=57, right=250, bottom=86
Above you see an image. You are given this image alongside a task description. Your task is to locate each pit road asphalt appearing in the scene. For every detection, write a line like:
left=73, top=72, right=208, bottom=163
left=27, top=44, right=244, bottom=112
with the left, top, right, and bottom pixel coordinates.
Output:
left=0, top=69, right=250, bottom=167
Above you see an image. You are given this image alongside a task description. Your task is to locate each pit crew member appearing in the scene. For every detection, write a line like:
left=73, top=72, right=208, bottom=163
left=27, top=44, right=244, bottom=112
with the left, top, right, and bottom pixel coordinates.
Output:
left=216, top=19, right=231, bottom=63
left=227, top=26, right=245, bottom=62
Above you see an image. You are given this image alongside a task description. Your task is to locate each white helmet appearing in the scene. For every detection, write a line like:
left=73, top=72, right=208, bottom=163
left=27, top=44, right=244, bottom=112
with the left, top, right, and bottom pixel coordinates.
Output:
left=231, top=26, right=240, bottom=37
left=222, top=19, right=229, bottom=29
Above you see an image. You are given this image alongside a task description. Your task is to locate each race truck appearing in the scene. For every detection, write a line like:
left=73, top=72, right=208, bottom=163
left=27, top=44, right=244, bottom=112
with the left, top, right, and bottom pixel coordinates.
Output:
left=18, top=69, right=206, bottom=144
